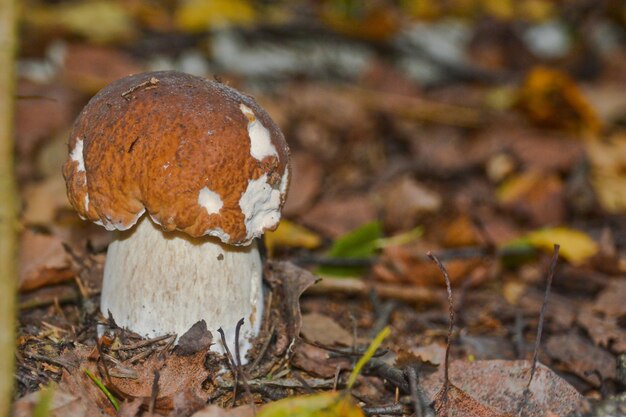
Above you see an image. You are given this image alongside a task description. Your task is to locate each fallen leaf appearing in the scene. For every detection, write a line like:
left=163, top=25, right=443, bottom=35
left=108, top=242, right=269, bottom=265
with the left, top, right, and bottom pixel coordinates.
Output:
left=432, top=383, right=512, bottom=417
left=318, top=221, right=382, bottom=277
left=421, top=360, right=587, bottom=417
left=176, top=320, right=213, bottom=356
left=22, top=176, right=73, bottom=225
left=61, top=43, right=144, bottom=94
left=586, top=133, right=626, bottom=213
left=520, top=227, right=598, bottom=266
left=518, top=66, right=602, bottom=134
left=300, top=313, right=353, bottom=346
left=264, top=261, right=319, bottom=356
left=12, top=385, right=99, bottom=417
left=291, top=343, right=350, bottom=378
left=373, top=242, right=482, bottom=287
left=264, top=220, right=322, bottom=257
left=379, top=176, right=441, bottom=232
left=578, top=303, right=626, bottom=353
left=27, top=1, right=136, bottom=43
left=175, top=0, right=256, bottom=32
left=496, top=170, right=565, bottom=226
left=282, top=152, right=323, bottom=217
left=319, top=2, right=400, bottom=41
left=545, top=332, right=616, bottom=385
left=191, top=405, right=255, bottom=417
left=108, top=351, right=210, bottom=413
left=19, top=230, right=74, bottom=292
left=593, top=279, right=626, bottom=318
left=257, top=391, right=364, bottom=417
left=300, top=195, right=377, bottom=239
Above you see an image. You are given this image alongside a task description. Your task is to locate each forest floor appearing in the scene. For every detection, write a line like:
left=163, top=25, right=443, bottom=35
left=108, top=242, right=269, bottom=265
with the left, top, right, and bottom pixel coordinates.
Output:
left=11, top=1, right=626, bottom=416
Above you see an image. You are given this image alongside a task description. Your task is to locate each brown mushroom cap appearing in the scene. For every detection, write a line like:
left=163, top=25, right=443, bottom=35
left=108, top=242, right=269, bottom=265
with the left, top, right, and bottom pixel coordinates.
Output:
left=63, top=71, right=290, bottom=245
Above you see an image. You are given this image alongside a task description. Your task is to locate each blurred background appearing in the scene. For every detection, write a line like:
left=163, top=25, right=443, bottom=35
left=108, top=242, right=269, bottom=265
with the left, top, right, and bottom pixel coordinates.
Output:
left=12, top=0, right=626, bottom=407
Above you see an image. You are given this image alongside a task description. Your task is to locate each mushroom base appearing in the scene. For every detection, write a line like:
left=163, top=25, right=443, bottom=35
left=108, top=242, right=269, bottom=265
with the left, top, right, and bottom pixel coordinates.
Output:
left=100, top=216, right=264, bottom=361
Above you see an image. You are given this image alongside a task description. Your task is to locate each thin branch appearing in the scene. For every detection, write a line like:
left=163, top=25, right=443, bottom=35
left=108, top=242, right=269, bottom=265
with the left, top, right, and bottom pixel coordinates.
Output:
left=519, top=245, right=560, bottom=416
left=427, top=252, right=455, bottom=407
left=0, top=0, right=18, bottom=414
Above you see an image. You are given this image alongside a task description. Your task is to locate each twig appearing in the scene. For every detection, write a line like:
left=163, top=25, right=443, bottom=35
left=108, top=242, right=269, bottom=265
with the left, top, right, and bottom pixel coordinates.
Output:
left=217, top=327, right=239, bottom=404
left=0, top=0, right=18, bottom=412
left=121, top=77, right=159, bottom=100
left=519, top=245, right=560, bottom=416
left=248, top=325, right=275, bottom=377
left=362, top=403, right=407, bottom=416
left=112, top=334, right=174, bottom=351
left=407, top=367, right=423, bottom=417
left=306, top=277, right=443, bottom=304
left=21, top=352, right=73, bottom=371
left=427, top=252, right=455, bottom=408
left=219, top=377, right=335, bottom=389
left=149, top=370, right=160, bottom=415
left=234, top=318, right=255, bottom=409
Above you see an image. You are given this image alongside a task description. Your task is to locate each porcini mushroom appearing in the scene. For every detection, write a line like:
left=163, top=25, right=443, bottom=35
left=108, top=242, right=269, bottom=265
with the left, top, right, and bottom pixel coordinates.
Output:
left=63, top=71, right=290, bottom=358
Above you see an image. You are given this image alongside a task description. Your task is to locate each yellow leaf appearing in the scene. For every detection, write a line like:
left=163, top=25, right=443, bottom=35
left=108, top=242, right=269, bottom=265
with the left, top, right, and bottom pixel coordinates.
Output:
left=27, top=1, right=136, bottom=43
left=264, top=220, right=322, bottom=257
left=175, top=0, right=256, bottom=32
left=523, top=227, right=598, bottom=265
left=586, top=133, right=626, bottom=213
left=518, top=67, right=602, bottom=135
left=257, top=392, right=364, bottom=417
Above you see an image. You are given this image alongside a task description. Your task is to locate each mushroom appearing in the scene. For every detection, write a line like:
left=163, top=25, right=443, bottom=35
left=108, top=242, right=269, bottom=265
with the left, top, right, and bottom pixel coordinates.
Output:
left=63, top=71, right=290, bottom=358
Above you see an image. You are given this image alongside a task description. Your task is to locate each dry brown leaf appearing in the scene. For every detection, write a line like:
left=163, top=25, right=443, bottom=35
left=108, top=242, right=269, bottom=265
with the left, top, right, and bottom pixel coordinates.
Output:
left=300, top=313, right=353, bottom=347
left=432, top=383, right=512, bottom=417
left=290, top=342, right=350, bottom=378
left=61, top=43, right=144, bottom=94
left=578, top=304, right=626, bottom=353
left=108, top=351, right=210, bottom=413
left=12, top=386, right=100, bottom=417
left=422, top=360, right=586, bottom=417
left=282, top=152, right=322, bottom=217
left=373, top=243, right=482, bottom=287
left=379, top=176, right=441, bottom=232
left=264, top=261, right=319, bottom=356
left=19, top=229, right=74, bottom=292
left=477, top=125, right=585, bottom=173
left=593, top=279, right=626, bottom=318
left=300, top=195, right=377, bottom=238
left=545, top=332, right=616, bottom=385
left=22, top=176, right=73, bottom=225
left=586, top=133, right=626, bottom=213
left=496, top=170, right=565, bottom=226
left=15, top=80, right=74, bottom=175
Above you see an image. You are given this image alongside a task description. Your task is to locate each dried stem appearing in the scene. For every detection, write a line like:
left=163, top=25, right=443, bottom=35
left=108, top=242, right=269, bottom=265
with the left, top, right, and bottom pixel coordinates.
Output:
left=519, top=244, right=560, bottom=416
left=0, top=0, right=18, bottom=414
left=427, top=252, right=455, bottom=405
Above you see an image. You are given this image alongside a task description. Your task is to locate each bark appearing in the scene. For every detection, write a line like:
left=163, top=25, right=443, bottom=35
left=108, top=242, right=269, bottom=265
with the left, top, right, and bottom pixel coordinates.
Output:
left=0, top=0, right=18, bottom=414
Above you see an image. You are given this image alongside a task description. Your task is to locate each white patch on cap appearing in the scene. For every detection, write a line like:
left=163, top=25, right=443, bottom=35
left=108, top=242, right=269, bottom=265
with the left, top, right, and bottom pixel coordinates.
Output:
left=84, top=194, right=89, bottom=212
left=206, top=228, right=230, bottom=243
left=198, top=187, right=223, bottom=215
left=240, top=104, right=277, bottom=161
left=279, top=168, right=289, bottom=195
left=239, top=174, right=282, bottom=241
left=95, top=209, right=145, bottom=231
left=70, top=137, right=86, bottom=173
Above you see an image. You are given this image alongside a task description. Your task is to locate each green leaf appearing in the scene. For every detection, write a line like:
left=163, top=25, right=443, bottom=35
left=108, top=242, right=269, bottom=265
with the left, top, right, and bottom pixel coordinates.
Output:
left=32, top=386, right=55, bottom=417
left=318, top=221, right=382, bottom=277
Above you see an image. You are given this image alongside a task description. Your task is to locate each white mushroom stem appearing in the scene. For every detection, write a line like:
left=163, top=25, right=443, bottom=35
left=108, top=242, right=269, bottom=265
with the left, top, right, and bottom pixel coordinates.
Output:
left=100, top=217, right=263, bottom=361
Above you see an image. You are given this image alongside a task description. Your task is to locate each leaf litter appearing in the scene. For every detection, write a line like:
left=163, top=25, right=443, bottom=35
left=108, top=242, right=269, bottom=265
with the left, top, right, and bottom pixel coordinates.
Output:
left=13, top=3, right=626, bottom=415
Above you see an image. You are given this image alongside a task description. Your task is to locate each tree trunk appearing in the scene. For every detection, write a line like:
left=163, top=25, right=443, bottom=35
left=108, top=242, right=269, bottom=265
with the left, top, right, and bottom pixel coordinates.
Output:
left=0, top=0, right=18, bottom=414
